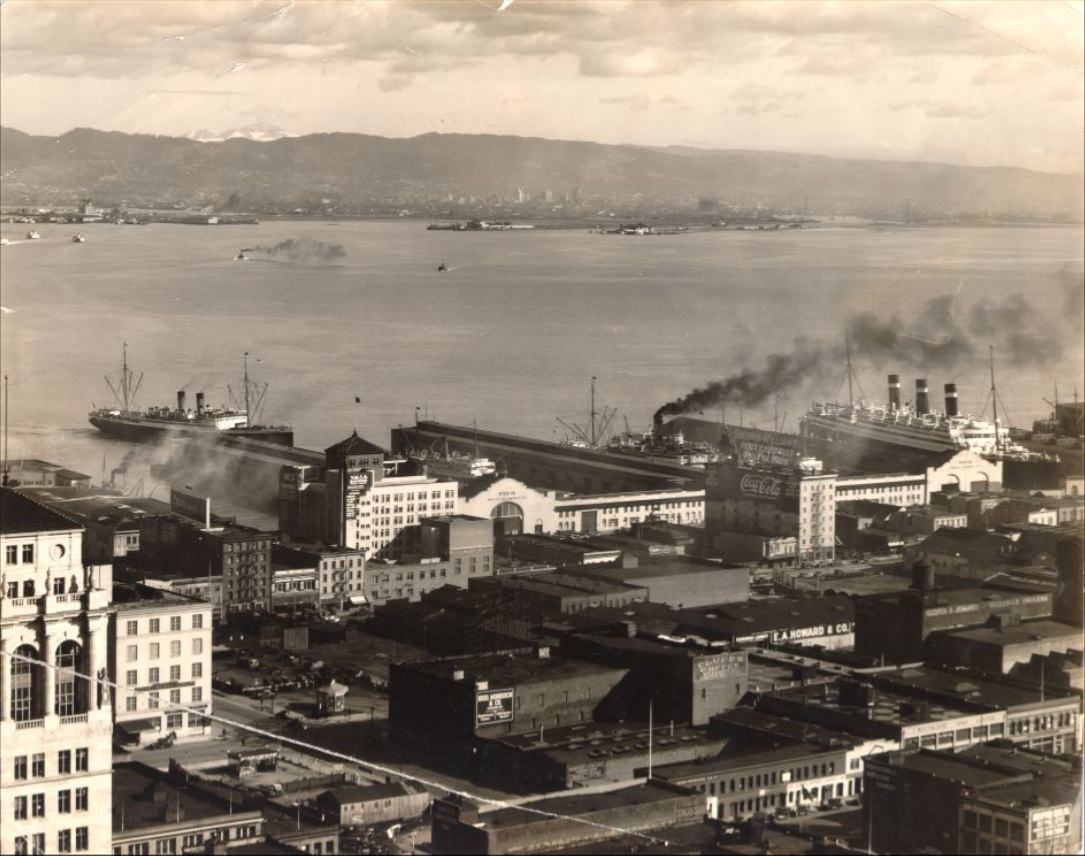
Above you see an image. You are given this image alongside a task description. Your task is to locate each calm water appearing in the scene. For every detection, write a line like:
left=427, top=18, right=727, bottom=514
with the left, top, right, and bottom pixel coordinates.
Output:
left=1, top=219, right=1082, bottom=488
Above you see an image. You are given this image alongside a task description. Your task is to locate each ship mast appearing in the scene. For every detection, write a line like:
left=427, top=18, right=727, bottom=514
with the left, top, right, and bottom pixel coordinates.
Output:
left=845, top=326, right=854, bottom=408
left=2, top=374, right=8, bottom=485
left=105, top=343, right=143, bottom=412
left=590, top=376, right=597, bottom=448
left=989, top=345, right=1001, bottom=451
left=243, top=352, right=250, bottom=419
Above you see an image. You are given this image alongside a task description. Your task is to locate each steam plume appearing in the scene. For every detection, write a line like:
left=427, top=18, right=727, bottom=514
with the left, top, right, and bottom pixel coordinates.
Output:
left=250, top=238, right=345, bottom=263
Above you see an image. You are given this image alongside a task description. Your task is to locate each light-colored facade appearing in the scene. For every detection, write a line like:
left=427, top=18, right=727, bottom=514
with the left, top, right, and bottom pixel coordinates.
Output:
left=555, top=488, right=705, bottom=533
left=835, top=471, right=927, bottom=507
left=110, top=585, right=213, bottom=744
left=1, top=489, right=113, bottom=856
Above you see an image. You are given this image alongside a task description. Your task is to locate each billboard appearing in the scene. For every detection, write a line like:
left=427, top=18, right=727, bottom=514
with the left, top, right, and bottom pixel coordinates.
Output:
left=711, top=461, right=800, bottom=510
left=170, top=487, right=211, bottom=528
left=475, top=688, right=514, bottom=726
left=693, top=652, right=746, bottom=682
left=726, top=425, right=799, bottom=468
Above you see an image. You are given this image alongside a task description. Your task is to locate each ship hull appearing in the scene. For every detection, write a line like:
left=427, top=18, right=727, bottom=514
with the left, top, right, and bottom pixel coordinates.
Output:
left=89, top=415, right=293, bottom=446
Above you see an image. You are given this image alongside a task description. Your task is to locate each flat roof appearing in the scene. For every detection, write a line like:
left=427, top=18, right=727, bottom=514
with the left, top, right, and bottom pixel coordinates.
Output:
left=404, top=652, right=627, bottom=685
left=2, top=487, right=80, bottom=534
left=874, top=665, right=1076, bottom=709
left=769, top=678, right=981, bottom=727
left=654, top=740, right=838, bottom=782
left=113, top=762, right=258, bottom=834
left=477, top=781, right=694, bottom=830
left=494, top=720, right=719, bottom=766
left=112, top=582, right=210, bottom=610
left=933, top=619, right=1082, bottom=648
left=17, top=487, right=173, bottom=527
left=483, top=572, right=644, bottom=598
left=507, top=534, right=621, bottom=556
left=569, top=559, right=745, bottom=583
left=675, top=596, right=854, bottom=637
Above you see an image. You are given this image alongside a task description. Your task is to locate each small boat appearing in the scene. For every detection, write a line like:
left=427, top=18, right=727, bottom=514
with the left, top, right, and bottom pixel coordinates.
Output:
left=72, top=234, right=86, bottom=243
left=236, top=248, right=253, bottom=261
left=437, top=262, right=448, bottom=272
left=0, top=238, right=9, bottom=246
left=26, top=230, right=42, bottom=240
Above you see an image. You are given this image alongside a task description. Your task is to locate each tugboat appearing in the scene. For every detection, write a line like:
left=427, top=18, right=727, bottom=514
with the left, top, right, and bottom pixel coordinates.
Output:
left=236, top=248, right=253, bottom=261
left=26, top=230, right=42, bottom=240
left=72, top=234, right=86, bottom=243
left=437, top=262, right=448, bottom=272
left=88, top=345, right=294, bottom=446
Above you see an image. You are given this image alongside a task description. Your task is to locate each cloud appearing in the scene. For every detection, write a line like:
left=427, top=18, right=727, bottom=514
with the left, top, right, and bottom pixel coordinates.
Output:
left=599, top=94, right=687, bottom=113
left=578, top=49, right=680, bottom=78
left=926, top=103, right=988, bottom=119
left=378, top=73, right=414, bottom=92
left=737, top=101, right=782, bottom=117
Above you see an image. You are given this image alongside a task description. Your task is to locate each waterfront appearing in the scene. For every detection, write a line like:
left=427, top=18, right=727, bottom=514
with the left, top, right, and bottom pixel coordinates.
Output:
left=1, top=219, right=1081, bottom=484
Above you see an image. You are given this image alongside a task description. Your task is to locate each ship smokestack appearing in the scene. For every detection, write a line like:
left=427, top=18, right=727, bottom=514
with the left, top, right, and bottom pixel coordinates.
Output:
left=915, top=379, right=929, bottom=415
left=177, top=390, right=186, bottom=413
left=196, top=392, right=205, bottom=416
left=653, top=408, right=665, bottom=435
left=888, top=374, right=901, bottom=410
left=944, top=383, right=958, bottom=417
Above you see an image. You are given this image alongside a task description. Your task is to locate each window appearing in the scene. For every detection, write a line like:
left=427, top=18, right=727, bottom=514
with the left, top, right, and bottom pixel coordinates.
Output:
left=192, top=687, right=203, bottom=702
left=126, top=645, right=138, bottom=662
left=166, top=712, right=183, bottom=729
left=59, top=790, right=71, bottom=813
left=149, top=693, right=160, bottom=709
left=192, top=638, right=203, bottom=655
left=14, top=836, right=27, bottom=855
left=4, top=544, right=16, bottom=564
left=192, top=614, right=203, bottom=629
left=170, top=665, right=181, bottom=681
left=149, top=619, right=160, bottom=634
left=149, top=667, right=160, bottom=684
left=169, top=689, right=181, bottom=704
left=192, top=663, right=203, bottom=679
left=14, top=795, right=28, bottom=819
left=58, top=830, right=72, bottom=853
left=22, top=544, right=34, bottom=563
left=32, top=835, right=45, bottom=856
left=76, top=748, right=88, bottom=771
left=32, top=753, right=44, bottom=777
left=14, top=755, right=27, bottom=779
left=76, top=827, right=89, bottom=851
left=124, top=669, right=137, bottom=686
left=126, top=696, right=138, bottom=712
left=32, top=793, right=45, bottom=817
left=170, top=616, right=181, bottom=631
left=170, top=641, right=181, bottom=657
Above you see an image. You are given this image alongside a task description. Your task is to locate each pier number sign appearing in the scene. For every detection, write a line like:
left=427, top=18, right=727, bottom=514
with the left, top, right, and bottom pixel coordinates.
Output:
left=476, top=688, right=514, bottom=726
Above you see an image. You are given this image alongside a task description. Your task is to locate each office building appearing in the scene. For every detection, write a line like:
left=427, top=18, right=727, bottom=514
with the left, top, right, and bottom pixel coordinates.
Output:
left=110, top=583, right=213, bottom=745
left=1, top=488, right=113, bottom=856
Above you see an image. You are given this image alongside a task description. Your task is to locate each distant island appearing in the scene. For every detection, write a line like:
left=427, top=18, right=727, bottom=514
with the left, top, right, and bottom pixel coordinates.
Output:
left=1, top=126, right=1081, bottom=224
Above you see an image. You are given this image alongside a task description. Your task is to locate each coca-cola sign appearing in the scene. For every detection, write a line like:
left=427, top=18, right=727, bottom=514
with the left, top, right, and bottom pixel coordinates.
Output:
left=740, top=473, right=783, bottom=497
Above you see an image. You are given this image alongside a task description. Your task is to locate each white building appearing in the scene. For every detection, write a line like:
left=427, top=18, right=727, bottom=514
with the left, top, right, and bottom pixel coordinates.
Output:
left=110, top=583, right=213, bottom=745
left=1, top=488, right=113, bottom=856
left=835, top=471, right=927, bottom=507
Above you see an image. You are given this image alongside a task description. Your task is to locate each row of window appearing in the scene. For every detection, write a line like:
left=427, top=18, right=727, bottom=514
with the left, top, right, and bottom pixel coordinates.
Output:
left=127, top=663, right=203, bottom=685
left=13, top=829, right=89, bottom=854
left=901, top=722, right=1005, bottom=750
left=124, top=614, right=204, bottom=635
left=13, top=788, right=89, bottom=818
left=125, top=638, right=203, bottom=661
left=4, top=543, right=36, bottom=565
left=13, top=749, right=90, bottom=779
left=129, top=686, right=203, bottom=710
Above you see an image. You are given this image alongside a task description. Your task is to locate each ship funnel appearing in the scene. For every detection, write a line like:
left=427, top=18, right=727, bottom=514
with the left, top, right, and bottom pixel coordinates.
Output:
left=177, top=390, right=186, bottom=413
left=888, top=374, right=901, bottom=410
left=196, top=391, right=205, bottom=416
left=915, top=379, right=929, bottom=415
left=944, top=383, right=958, bottom=417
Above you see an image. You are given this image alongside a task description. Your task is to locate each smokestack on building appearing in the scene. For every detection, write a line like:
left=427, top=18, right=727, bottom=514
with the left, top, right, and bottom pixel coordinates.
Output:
left=888, top=374, right=901, bottom=410
left=196, top=392, right=205, bottom=416
left=915, top=379, right=930, bottom=415
left=944, top=384, right=959, bottom=417
left=653, top=408, right=665, bottom=435
left=177, top=390, right=186, bottom=413
left=910, top=559, right=936, bottom=591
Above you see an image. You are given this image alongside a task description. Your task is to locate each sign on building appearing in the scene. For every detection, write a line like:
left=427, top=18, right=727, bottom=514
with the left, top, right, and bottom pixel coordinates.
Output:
left=475, top=688, right=514, bottom=726
left=170, top=486, right=211, bottom=528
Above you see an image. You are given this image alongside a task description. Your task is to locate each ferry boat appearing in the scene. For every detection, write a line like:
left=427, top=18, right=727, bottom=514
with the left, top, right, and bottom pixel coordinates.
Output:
left=88, top=346, right=294, bottom=446
left=26, top=230, right=42, bottom=240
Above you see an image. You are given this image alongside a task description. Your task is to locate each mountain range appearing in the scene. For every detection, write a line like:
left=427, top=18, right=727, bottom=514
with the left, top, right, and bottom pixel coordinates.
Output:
left=1, top=126, right=1081, bottom=219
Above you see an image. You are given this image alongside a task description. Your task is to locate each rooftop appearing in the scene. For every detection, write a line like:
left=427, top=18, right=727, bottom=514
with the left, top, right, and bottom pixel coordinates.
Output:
left=112, top=581, right=211, bottom=611
left=932, top=619, right=1083, bottom=649
left=767, top=677, right=983, bottom=727
left=872, top=664, right=1076, bottom=709
left=653, top=740, right=839, bottom=782
left=319, top=781, right=419, bottom=805
left=570, top=559, right=744, bottom=583
left=403, top=652, right=627, bottom=686
left=17, top=486, right=172, bottom=528
left=1, top=487, right=80, bottom=534
left=324, top=430, right=386, bottom=459
left=113, top=762, right=259, bottom=834
left=476, top=781, right=695, bottom=830
left=493, top=720, right=720, bottom=766
left=482, top=571, right=645, bottom=598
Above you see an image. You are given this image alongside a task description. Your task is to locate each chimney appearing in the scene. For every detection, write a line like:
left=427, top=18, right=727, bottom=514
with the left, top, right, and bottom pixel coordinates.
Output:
left=915, top=379, right=929, bottom=415
left=177, top=390, right=186, bottom=413
left=653, top=408, right=666, bottom=435
left=943, top=384, right=958, bottom=417
left=888, top=374, right=901, bottom=410
left=911, top=559, right=935, bottom=591
left=196, top=392, right=205, bottom=416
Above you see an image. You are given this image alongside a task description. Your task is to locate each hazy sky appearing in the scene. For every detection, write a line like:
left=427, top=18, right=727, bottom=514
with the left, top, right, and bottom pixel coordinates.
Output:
left=1, top=0, right=1082, bottom=172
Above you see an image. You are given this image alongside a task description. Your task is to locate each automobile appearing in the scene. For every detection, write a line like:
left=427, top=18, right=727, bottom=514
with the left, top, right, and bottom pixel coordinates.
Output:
left=827, top=798, right=844, bottom=810
left=796, top=804, right=811, bottom=816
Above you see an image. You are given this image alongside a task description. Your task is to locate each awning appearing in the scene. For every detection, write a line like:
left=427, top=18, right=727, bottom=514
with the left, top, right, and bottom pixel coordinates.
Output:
left=119, top=717, right=161, bottom=733
left=347, top=595, right=368, bottom=606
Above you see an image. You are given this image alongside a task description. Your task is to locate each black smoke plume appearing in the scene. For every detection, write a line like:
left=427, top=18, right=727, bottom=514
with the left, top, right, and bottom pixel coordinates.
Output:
left=250, top=238, right=345, bottom=263
left=657, top=291, right=1065, bottom=420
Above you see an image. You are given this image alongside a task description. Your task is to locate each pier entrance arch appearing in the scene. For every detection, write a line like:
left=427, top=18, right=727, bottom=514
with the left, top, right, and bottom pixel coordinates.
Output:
left=491, top=501, right=524, bottom=537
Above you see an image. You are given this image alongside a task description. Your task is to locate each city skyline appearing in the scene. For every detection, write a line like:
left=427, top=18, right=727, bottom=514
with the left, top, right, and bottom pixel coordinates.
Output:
left=1, top=0, right=1083, bottom=174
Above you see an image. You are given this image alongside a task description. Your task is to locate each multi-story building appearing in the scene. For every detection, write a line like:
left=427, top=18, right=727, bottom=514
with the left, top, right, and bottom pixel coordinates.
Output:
left=109, top=583, right=212, bottom=745
left=275, top=544, right=366, bottom=606
left=705, top=457, right=836, bottom=564
left=1, top=488, right=113, bottom=856
left=834, top=471, right=927, bottom=506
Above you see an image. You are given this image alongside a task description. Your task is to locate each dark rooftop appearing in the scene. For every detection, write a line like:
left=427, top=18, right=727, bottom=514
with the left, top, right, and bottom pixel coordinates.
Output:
left=403, top=651, right=627, bottom=685
left=18, top=486, right=171, bottom=527
left=112, top=581, right=210, bottom=610
left=319, top=780, right=418, bottom=805
left=113, top=762, right=259, bottom=834
left=932, top=619, right=1082, bottom=649
left=325, top=430, right=386, bottom=458
left=653, top=740, right=839, bottom=782
left=569, top=559, right=746, bottom=583
left=476, top=781, right=695, bottom=830
left=1, top=487, right=80, bottom=534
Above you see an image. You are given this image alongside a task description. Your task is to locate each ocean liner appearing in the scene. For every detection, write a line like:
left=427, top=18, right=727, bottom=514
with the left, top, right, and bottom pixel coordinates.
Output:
left=88, top=346, right=294, bottom=446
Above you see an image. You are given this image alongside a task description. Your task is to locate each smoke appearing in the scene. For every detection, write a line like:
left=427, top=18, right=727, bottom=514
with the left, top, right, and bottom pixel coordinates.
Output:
left=249, top=238, right=345, bottom=263
left=658, top=290, right=1066, bottom=419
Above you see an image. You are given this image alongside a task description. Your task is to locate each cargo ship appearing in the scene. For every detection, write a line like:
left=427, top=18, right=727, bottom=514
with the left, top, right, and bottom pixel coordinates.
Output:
left=88, top=346, right=294, bottom=446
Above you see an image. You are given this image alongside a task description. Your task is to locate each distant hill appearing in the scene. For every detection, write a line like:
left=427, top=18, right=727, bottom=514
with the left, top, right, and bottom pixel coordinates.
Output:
left=1, top=126, right=1080, bottom=219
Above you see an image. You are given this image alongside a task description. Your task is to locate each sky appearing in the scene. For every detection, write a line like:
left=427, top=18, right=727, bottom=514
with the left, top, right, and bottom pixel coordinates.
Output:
left=1, top=0, right=1082, bottom=173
